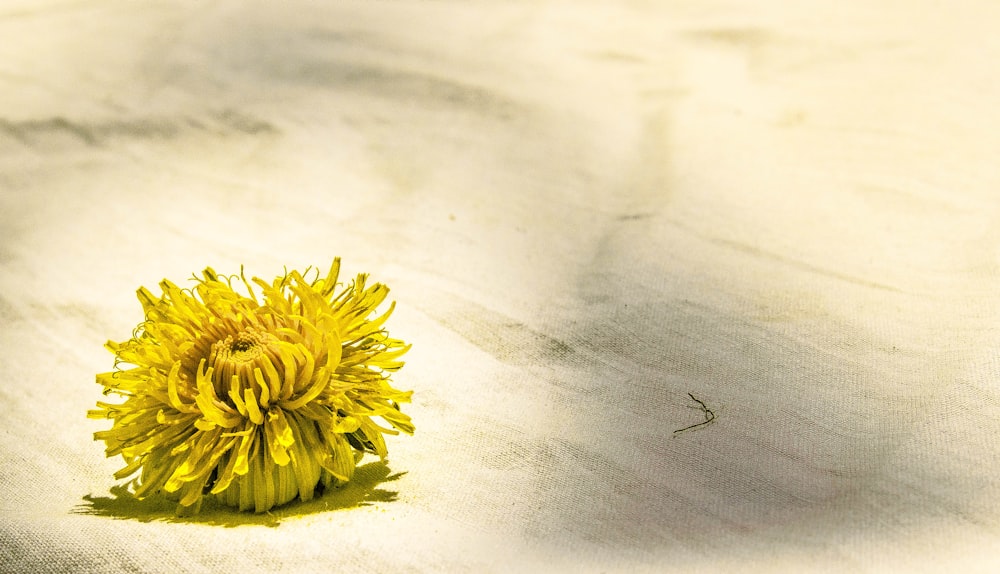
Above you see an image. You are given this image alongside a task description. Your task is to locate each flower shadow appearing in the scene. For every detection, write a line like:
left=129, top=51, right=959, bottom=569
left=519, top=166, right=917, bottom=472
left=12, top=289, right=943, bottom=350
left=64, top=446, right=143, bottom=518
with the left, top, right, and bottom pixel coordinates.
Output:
left=74, top=461, right=404, bottom=527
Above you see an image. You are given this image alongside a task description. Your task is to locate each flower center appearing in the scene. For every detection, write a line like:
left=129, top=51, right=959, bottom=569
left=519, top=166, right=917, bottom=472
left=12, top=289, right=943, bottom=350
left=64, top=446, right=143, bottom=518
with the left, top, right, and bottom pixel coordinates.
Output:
left=215, top=329, right=267, bottom=362
left=230, top=338, right=254, bottom=353
left=208, top=326, right=279, bottom=404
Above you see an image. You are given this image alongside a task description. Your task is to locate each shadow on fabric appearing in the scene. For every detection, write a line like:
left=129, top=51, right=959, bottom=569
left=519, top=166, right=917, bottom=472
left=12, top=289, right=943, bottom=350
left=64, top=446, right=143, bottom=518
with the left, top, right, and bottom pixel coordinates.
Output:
left=73, top=461, right=403, bottom=527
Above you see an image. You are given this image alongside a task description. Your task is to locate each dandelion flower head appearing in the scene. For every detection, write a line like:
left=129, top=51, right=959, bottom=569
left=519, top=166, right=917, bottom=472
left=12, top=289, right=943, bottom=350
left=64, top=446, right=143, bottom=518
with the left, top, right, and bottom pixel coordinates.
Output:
left=89, top=259, right=414, bottom=513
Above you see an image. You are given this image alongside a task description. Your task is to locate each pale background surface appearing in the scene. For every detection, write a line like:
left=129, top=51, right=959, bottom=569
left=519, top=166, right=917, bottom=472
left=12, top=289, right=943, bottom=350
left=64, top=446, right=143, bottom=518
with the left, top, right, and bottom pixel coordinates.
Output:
left=2, top=1, right=1000, bottom=572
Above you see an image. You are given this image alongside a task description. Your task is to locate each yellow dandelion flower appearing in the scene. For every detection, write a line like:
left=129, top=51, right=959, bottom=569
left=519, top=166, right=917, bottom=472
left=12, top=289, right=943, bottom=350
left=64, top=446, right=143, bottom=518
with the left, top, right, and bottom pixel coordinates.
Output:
left=88, top=259, right=414, bottom=513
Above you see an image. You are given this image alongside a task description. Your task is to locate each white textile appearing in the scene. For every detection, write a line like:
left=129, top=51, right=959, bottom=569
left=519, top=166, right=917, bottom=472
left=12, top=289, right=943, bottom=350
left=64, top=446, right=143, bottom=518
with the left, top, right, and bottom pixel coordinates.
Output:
left=2, top=1, right=1000, bottom=572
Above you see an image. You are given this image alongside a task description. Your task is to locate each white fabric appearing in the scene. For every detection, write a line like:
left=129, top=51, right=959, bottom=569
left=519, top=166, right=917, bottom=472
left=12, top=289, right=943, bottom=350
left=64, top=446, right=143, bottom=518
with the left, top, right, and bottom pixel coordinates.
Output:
left=2, top=1, right=1000, bottom=572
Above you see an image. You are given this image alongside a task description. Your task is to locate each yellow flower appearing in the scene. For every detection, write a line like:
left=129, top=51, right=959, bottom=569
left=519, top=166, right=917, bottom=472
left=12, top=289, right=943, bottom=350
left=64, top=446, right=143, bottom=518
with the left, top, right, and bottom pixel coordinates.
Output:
left=89, top=259, right=414, bottom=513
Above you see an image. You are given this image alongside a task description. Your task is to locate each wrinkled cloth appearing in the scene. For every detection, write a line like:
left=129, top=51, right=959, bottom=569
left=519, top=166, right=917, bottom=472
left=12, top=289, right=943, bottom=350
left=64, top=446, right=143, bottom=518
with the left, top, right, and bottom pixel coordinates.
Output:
left=2, top=1, right=1000, bottom=572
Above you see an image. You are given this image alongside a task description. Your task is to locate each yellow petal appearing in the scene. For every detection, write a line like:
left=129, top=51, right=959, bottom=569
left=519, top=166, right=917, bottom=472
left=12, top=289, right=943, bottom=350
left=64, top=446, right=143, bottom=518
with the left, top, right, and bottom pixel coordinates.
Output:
left=244, top=387, right=264, bottom=425
left=264, top=409, right=294, bottom=466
